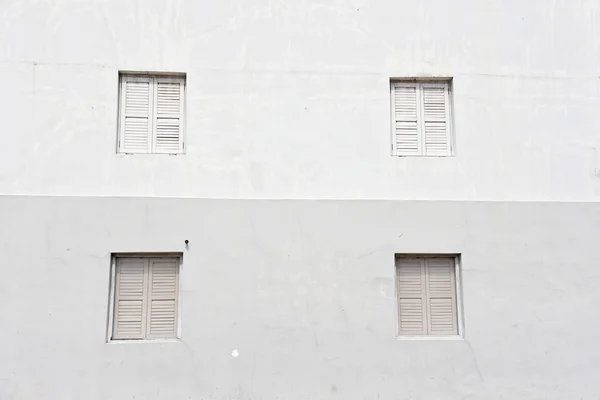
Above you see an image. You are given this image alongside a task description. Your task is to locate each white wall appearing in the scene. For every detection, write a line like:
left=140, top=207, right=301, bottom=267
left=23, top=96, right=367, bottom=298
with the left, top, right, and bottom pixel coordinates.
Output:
left=2, top=1, right=600, bottom=399
left=1, top=0, right=600, bottom=200
left=1, top=197, right=599, bottom=399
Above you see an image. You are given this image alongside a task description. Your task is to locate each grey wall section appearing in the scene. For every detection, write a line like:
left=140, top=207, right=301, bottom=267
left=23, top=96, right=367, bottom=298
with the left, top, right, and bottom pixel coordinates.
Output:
left=1, top=196, right=599, bottom=399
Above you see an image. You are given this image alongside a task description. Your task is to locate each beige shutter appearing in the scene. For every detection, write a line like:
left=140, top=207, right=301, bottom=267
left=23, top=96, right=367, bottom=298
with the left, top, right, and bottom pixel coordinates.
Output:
left=392, top=83, right=420, bottom=155
left=425, top=258, right=458, bottom=335
left=421, top=83, right=450, bottom=156
left=120, top=77, right=153, bottom=153
left=146, top=258, right=179, bottom=338
left=396, top=258, right=428, bottom=335
left=153, top=78, right=184, bottom=154
left=113, top=258, right=148, bottom=339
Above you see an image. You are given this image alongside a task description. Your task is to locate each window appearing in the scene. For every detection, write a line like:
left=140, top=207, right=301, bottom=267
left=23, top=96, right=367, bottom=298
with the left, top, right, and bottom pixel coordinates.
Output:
left=118, top=73, right=185, bottom=154
left=109, top=255, right=180, bottom=340
left=390, top=80, right=452, bottom=156
left=395, top=255, right=460, bottom=336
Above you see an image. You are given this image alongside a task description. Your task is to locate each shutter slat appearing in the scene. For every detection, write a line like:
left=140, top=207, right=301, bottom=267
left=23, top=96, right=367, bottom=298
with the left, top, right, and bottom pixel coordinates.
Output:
left=397, top=256, right=459, bottom=337
left=396, top=258, right=427, bottom=335
left=398, top=299, right=426, bottom=334
left=147, top=259, right=179, bottom=338
left=122, top=79, right=152, bottom=153
left=119, top=75, right=185, bottom=154
left=426, top=258, right=458, bottom=335
left=422, top=85, right=449, bottom=156
left=149, top=300, right=177, bottom=334
left=154, top=80, right=183, bottom=154
left=392, top=85, right=420, bottom=155
left=113, top=259, right=147, bottom=339
left=112, top=257, right=180, bottom=340
left=391, top=82, right=451, bottom=156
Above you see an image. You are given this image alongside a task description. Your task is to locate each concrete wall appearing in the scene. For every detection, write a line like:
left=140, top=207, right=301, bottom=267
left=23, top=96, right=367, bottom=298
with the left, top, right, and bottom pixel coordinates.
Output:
left=1, top=197, right=599, bottom=399
left=2, top=0, right=600, bottom=399
left=1, top=0, right=600, bottom=200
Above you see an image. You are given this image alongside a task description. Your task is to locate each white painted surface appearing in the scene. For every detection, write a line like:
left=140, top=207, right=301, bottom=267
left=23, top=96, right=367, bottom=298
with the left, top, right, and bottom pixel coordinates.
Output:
left=0, top=0, right=599, bottom=200
left=0, top=197, right=599, bottom=399
left=1, top=1, right=600, bottom=399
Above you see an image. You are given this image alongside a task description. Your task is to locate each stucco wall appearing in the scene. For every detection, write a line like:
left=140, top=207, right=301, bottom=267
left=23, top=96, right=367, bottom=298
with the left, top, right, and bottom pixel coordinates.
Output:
left=1, top=197, right=599, bottom=399
left=1, top=0, right=600, bottom=200
left=2, top=1, right=600, bottom=399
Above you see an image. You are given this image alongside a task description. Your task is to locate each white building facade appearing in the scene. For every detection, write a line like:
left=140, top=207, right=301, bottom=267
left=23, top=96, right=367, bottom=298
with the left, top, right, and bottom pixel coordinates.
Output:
left=1, top=1, right=600, bottom=399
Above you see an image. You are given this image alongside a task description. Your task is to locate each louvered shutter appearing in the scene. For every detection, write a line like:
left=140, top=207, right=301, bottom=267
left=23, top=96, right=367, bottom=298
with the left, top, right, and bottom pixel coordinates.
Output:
left=392, top=83, right=420, bottom=155
left=113, top=258, right=148, bottom=339
left=146, top=258, right=179, bottom=339
left=425, top=258, right=458, bottom=335
left=153, top=78, right=184, bottom=154
left=120, top=77, right=153, bottom=153
left=396, top=258, right=428, bottom=335
left=421, top=84, right=450, bottom=156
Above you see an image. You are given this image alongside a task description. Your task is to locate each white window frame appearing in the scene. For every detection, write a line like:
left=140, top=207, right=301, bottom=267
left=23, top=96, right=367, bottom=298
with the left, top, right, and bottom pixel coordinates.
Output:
left=394, top=254, right=464, bottom=340
left=390, top=80, right=454, bottom=157
left=106, top=253, right=183, bottom=343
left=117, top=73, right=186, bottom=155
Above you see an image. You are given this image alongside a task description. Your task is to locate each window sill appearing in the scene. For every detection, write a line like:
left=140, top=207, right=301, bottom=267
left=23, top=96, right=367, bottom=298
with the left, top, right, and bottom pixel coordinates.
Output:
left=395, top=335, right=463, bottom=341
left=107, top=338, right=181, bottom=344
left=116, top=153, right=184, bottom=156
left=392, top=155, right=456, bottom=158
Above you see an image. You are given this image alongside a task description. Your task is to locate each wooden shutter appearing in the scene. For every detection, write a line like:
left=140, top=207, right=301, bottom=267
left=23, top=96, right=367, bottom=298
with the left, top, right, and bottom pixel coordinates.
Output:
left=119, top=77, right=153, bottom=153
left=425, top=258, right=458, bottom=335
left=153, top=78, right=184, bottom=154
left=113, top=258, right=148, bottom=339
left=391, top=83, right=420, bottom=156
left=396, top=258, right=428, bottom=335
left=146, top=258, right=179, bottom=338
left=421, top=83, right=451, bottom=156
